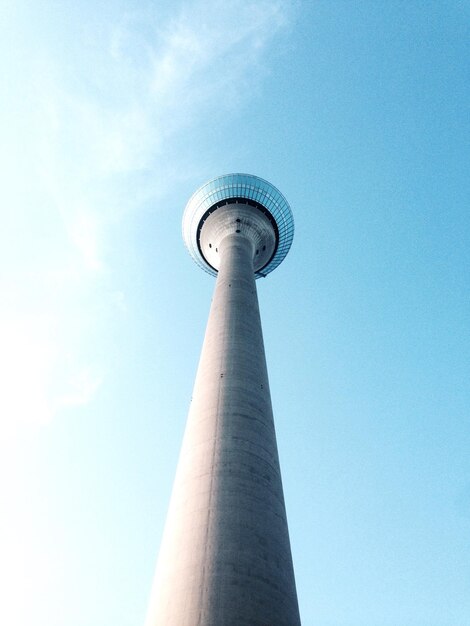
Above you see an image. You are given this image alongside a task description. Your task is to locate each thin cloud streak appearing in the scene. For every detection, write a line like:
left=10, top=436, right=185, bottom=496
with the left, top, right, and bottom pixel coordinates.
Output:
left=36, top=0, right=294, bottom=205
left=0, top=0, right=295, bottom=429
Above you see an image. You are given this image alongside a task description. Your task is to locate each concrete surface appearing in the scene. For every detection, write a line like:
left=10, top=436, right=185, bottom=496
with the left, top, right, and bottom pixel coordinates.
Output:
left=145, top=204, right=300, bottom=626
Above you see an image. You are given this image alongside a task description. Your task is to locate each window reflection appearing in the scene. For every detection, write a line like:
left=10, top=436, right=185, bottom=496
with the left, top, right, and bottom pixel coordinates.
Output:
left=183, top=174, right=294, bottom=277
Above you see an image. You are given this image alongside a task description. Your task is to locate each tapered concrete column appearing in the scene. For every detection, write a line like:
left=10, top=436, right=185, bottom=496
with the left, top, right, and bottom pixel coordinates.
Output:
left=145, top=175, right=299, bottom=626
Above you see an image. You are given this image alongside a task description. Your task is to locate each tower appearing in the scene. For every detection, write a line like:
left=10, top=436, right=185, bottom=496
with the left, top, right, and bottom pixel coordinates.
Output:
left=145, top=174, right=300, bottom=625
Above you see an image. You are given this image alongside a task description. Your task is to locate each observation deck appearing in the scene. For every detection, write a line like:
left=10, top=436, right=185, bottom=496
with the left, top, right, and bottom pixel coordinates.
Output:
left=182, top=173, right=294, bottom=278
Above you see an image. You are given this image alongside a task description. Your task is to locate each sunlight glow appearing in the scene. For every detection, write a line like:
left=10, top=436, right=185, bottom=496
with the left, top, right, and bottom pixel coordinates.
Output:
left=0, top=316, right=57, bottom=433
left=0, top=316, right=103, bottom=435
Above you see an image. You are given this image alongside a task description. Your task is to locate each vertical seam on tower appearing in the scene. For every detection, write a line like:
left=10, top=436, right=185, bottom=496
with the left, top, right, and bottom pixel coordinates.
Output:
left=197, top=253, right=227, bottom=625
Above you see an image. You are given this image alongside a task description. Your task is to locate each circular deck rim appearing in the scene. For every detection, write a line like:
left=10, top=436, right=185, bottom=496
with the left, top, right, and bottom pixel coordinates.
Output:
left=182, top=173, right=294, bottom=278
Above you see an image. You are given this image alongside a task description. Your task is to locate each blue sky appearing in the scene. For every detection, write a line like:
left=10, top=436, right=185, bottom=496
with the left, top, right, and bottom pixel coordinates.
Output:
left=1, top=1, right=469, bottom=625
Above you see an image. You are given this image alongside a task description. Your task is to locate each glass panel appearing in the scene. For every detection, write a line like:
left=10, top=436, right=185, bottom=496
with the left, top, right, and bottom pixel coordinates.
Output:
left=183, top=173, right=293, bottom=279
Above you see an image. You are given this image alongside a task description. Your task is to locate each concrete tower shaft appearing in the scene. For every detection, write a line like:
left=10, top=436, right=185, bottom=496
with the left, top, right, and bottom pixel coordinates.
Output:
left=145, top=175, right=299, bottom=625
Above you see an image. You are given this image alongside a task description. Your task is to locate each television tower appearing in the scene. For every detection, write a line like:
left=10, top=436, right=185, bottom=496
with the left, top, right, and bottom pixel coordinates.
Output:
left=145, top=174, right=300, bottom=625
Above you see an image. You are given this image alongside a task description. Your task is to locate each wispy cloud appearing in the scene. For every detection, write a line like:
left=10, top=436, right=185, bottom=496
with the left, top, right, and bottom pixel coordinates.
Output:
left=55, top=367, right=104, bottom=410
left=36, top=0, right=294, bottom=208
left=0, top=0, right=294, bottom=429
left=146, top=1, right=291, bottom=129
